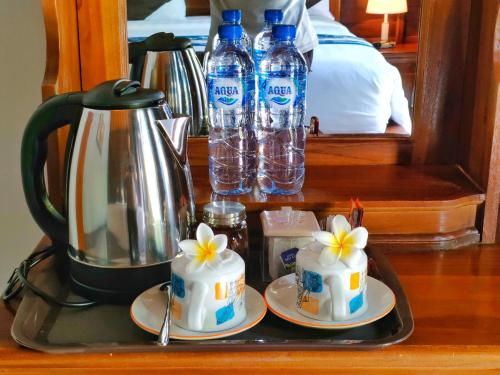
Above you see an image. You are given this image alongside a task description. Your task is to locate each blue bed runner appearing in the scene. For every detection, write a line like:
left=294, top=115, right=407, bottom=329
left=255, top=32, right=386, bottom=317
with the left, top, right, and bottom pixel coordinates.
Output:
left=316, top=34, right=373, bottom=48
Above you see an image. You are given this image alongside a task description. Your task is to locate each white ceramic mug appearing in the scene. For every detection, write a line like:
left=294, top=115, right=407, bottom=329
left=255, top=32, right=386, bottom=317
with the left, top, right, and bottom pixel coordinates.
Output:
left=295, top=243, right=368, bottom=321
left=170, top=250, right=246, bottom=332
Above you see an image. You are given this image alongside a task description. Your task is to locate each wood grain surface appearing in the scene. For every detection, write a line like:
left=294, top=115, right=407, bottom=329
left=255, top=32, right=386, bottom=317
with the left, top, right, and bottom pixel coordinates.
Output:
left=329, top=0, right=341, bottom=21
left=458, top=1, right=500, bottom=243
left=190, top=164, right=483, bottom=208
left=412, top=0, right=473, bottom=165
left=41, top=0, right=82, bottom=210
left=77, top=0, right=129, bottom=90
left=0, top=245, right=499, bottom=373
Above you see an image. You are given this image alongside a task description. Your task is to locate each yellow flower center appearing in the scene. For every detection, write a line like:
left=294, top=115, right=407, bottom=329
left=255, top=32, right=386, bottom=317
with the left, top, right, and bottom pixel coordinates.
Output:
left=195, top=240, right=217, bottom=263
left=328, top=230, right=354, bottom=259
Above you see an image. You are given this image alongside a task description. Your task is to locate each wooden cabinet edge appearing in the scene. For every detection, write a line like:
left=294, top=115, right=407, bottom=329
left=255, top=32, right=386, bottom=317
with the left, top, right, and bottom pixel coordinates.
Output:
left=369, top=228, right=480, bottom=251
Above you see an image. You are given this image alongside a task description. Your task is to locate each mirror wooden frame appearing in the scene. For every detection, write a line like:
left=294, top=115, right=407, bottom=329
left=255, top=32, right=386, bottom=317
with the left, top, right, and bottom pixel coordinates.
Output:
left=40, top=0, right=500, bottom=245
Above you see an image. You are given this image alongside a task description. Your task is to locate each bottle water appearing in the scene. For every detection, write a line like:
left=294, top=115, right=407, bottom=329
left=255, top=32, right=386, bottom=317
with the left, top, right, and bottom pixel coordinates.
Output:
left=207, top=25, right=256, bottom=195
left=212, top=9, right=252, bottom=55
left=253, top=9, right=283, bottom=74
left=257, top=25, right=307, bottom=195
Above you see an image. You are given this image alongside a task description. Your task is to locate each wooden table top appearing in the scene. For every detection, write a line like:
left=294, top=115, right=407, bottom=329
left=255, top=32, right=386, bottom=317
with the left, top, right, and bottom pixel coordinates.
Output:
left=0, top=245, right=499, bottom=373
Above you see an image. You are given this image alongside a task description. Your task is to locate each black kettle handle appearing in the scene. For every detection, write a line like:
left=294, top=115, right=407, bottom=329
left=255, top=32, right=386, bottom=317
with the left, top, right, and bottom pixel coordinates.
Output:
left=21, top=92, right=84, bottom=244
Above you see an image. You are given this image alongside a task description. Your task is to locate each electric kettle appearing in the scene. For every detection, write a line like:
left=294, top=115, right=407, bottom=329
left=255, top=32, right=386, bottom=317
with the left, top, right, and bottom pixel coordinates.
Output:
left=21, top=79, right=196, bottom=302
left=129, top=32, right=209, bottom=136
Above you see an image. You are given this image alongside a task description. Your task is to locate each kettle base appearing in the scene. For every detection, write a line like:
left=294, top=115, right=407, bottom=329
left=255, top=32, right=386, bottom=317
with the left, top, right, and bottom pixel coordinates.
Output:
left=69, top=257, right=171, bottom=304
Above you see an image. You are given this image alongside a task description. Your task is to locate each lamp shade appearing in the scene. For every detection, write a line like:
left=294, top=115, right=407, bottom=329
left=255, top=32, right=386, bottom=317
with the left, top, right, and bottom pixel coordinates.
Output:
left=366, top=0, right=408, bottom=14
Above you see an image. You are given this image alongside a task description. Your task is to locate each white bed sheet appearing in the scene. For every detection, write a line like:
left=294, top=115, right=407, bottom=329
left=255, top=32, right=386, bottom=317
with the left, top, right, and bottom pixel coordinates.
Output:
left=128, top=16, right=211, bottom=48
left=128, top=14, right=412, bottom=134
left=307, top=15, right=411, bottom=134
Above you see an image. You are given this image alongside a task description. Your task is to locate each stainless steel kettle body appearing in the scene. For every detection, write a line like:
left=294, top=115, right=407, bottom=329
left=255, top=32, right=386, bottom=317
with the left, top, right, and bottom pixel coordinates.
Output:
left=21, top=80, right=196, bottom=302
left=129, top=33, right=209, bottom=136
left=67, top=106, right=195, bottom=267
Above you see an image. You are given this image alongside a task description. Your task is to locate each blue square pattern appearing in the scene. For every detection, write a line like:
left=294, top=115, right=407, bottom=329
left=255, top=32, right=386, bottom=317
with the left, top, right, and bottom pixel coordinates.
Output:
left=216, top=303, right=235, bottom=325
left=349, top=292, right=364, bottom=314
left=171, top=273, right=185, bottom=298
left=303, top=270, right=323, bottom=293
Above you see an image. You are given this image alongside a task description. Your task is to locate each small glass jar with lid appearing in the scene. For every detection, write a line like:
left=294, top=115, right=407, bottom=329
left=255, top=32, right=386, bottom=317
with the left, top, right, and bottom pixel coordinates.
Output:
left=203, top=201, right=249, bottom=262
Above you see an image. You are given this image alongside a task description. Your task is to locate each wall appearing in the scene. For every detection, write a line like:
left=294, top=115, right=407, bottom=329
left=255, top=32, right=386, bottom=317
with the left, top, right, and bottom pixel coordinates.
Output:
left=0, top=0, right=45, bottom=285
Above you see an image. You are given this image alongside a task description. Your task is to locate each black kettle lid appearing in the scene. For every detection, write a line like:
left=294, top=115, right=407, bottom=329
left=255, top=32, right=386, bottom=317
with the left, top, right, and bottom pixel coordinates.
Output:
left=82, top=79, right=165, bottom=110
left=130, top=32, right=192, bottom=55
left=147, top=32, right=192, bottom=51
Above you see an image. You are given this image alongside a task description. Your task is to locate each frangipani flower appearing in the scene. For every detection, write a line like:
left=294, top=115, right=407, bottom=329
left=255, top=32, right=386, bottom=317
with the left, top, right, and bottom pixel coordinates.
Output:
left=179, top=223, right=227, bottom=273
left=313, top=215, right=368, bottom=268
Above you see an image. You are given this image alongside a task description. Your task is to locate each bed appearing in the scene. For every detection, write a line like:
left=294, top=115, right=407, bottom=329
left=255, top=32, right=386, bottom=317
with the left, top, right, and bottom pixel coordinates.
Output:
left=127, top=0, right=412, bottom=134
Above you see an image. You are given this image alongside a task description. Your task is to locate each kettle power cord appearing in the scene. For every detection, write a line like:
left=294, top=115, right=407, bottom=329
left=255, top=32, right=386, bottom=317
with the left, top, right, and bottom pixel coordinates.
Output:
left=2, top=244, right=98, bottom=308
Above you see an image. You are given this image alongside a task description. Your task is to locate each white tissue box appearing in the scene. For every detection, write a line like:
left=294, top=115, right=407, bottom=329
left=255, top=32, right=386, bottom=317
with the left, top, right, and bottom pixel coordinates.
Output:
left=260, top=207, right=320, bottom=282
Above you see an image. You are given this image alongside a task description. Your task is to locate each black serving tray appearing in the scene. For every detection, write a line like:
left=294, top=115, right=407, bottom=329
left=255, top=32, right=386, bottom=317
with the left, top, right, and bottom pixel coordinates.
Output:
left=10, top=247, right=413, bottom=353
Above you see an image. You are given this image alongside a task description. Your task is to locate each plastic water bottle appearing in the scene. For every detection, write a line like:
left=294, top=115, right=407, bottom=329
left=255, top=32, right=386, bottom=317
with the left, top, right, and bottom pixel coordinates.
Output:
left=212, top=9, right=252, bottom=55
left=257, top=25, right=307, bottom=195
left=207, top=25, right=256, bottom=195
left=253, top=9, right=283, bottom=73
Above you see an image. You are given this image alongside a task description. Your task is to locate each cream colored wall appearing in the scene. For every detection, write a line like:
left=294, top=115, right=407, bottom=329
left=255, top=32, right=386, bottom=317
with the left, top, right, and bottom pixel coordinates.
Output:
left=0, top=0, right=45, bottom=286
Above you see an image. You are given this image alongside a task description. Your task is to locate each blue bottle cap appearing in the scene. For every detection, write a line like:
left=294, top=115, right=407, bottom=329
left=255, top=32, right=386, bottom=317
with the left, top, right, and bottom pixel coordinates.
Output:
left=218, top=24, right=243, bottom=41
left=222, top=9, right=242, bottom=23
left=272, top=24, right=296, bottom=41
left=264, top=9, right=284, bottom=23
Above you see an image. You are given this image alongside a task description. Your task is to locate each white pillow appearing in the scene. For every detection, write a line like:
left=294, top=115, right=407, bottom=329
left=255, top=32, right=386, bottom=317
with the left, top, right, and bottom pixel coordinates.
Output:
left=308, top=0, right=334, bottom=20
left=145, top=0, right=186, bottom=21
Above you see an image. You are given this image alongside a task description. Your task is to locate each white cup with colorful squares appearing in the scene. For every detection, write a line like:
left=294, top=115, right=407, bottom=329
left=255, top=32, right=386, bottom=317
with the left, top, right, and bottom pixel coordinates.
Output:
left=295, top=215, right=369, bottom=321
left=171, top=223, right=246, bottom=332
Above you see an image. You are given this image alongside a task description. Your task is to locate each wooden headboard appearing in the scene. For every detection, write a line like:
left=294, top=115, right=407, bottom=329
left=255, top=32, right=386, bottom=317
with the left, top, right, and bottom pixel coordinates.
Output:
left=183, top=0, right=421, bottom=43
left=329, top=0, right=341, bottom=20
left=185, top=0, right=208, bottom=16
left=186, top=0, right=341, bottom=19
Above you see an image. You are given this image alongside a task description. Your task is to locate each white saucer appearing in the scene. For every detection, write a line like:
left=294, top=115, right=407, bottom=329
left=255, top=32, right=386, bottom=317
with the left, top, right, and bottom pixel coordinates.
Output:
left=131, top=284, right=267, bottom=340
left=265, top=274, right=396, bottom=329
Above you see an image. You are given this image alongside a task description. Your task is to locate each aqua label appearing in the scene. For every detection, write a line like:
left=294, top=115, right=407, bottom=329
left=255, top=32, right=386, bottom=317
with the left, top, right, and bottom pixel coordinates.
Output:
left=210, top=77, right=243, bottom=109
left=266, top=77, right=296, bottom=109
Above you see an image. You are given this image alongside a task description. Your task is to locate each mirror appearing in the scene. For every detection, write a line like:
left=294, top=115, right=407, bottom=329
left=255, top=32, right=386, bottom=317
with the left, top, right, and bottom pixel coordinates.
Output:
left=127, top=0, right=421, bottom=136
